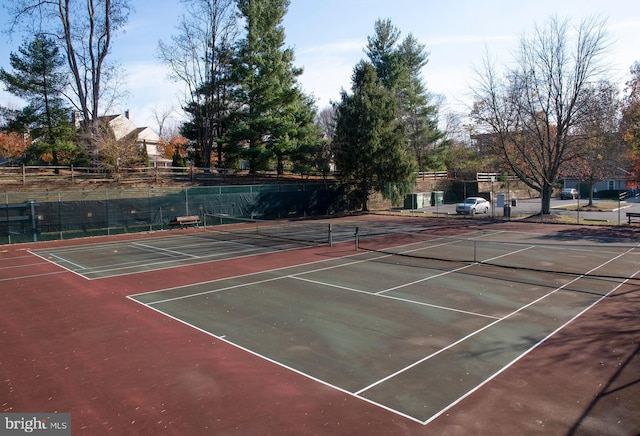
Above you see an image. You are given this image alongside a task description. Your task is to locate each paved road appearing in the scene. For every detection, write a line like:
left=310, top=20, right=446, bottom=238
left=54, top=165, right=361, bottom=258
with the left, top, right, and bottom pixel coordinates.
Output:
left=413, top=197, right=640, bottom=225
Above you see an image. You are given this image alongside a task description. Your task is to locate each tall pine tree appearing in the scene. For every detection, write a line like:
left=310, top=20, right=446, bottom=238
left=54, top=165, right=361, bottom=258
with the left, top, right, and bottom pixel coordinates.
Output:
left=228, top=0, right=315, bottom=174
left=365, top=19, right=445, bottom=173
left=333, top=61, right=416, bottom=210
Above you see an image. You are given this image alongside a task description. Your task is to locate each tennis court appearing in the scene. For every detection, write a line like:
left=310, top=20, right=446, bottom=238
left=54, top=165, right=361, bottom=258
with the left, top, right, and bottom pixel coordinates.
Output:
left=3, top=215, right=639, bottom=434
left=30, top=217, right=351, bottom=279
left=0, top=215, right=640, bottom=436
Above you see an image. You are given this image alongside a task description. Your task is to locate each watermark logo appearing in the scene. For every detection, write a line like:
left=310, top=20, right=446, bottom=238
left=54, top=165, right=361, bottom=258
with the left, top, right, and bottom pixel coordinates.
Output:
left=0, top=414, right=70, bottom=435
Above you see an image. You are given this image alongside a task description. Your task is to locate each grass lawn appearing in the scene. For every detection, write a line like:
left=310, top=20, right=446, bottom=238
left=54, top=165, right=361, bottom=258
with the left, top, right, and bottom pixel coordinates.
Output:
left=553, top=200, right=623, bottom=212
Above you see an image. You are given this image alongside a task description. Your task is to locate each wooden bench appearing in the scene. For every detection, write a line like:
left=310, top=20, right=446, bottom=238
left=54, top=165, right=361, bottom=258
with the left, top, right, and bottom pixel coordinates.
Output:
left=169, top=215, right=200, bottom=229
left=627, top=212, right=640, bottom=225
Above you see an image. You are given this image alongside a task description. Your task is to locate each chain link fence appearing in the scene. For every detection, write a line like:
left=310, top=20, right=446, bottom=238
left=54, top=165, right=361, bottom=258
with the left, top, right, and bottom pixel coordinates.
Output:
left=0, top=183, right=344, bottom=244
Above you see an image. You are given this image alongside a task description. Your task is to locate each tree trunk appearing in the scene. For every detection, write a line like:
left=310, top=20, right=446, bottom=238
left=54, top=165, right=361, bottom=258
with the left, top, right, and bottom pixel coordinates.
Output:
left=541, top=182, right=553, bottom=215
left=277, top=156, right=284, bottom=175
left=362, top=193, right=369, bottom=212
left=203, top=142, right=212, bottom=171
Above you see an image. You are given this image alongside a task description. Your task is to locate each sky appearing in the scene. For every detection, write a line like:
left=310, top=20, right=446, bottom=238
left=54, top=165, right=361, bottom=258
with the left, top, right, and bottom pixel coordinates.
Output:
left=1, top=0, right=638, bottom=132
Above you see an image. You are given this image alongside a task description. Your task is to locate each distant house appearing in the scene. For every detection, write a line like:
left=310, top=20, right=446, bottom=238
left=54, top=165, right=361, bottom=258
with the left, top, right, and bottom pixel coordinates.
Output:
left=105, top=111, right=172, bottom=168
left=562, top=176, right=629, bottom=195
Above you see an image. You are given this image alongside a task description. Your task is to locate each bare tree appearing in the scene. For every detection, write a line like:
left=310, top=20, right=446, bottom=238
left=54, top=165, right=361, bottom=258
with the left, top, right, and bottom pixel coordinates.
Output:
left=471, top=16, right=610, bottom=214
left=7, top=0, right=131, bottom=128
left=84, top=118, right=144, bottom=176
left=316, top=106, right=335, bottom=139
left=150, top=105, right=178, bottom=140
left=158, top=0, right=239, bottom=168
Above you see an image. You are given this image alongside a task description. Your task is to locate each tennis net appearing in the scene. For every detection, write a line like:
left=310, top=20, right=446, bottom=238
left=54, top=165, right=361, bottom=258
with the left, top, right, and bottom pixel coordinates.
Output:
left=353, top=225, right=640, bottom=282
left=202, top=214, right=333, bottom=247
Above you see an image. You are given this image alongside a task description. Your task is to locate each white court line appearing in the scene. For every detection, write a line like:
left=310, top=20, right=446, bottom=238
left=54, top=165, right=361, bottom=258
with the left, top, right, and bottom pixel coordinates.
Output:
left=29, top=251, right=90, bottom=279
left=130, top=242, right=200, bottom=259
left=128, top=228, right=490, bottom=298
left=69, top=238, right=263, bottom=272
left=142, top=250, right=412, bottom=305
left=127, top=232, right=639, bottom=424
left=0, top=254, right=38, bottom=261
left=421, top=261, right=640, bottom=426
left=126, top=295, right=426, bottom=425
left=81, top=245, right=279, bottom=278
left=376, top=246, right=535, bottom=295
left=144, top=252, right=392, bottom=305
left=48, top=253, right=86, bottom=270
left=37, top=236, right=302, bottom=279
left=30, top=225, right=479, bottom=281
left=292, top=275, right=499, bottom=320
left=353, top=245, right=638, bottom=398
left=0, top=270, right=68, bottom=282
left=136, top=230, right=495, bottom=305
left=0, top=261, right=51, bottom=270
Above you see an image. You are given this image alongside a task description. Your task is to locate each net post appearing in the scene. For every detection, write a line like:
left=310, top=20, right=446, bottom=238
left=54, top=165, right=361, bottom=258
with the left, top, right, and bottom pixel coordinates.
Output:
left=328, top=223, right=333, bottom=247
left=474, top=240, right=477, bottom=263
left=355, top=226, right=359, bottom=250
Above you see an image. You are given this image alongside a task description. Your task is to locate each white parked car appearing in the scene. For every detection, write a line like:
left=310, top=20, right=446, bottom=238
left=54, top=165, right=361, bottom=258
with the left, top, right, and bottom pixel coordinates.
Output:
left=560, top=188, right=578, bottom=199
left=456, top=197, right=490, bottom=215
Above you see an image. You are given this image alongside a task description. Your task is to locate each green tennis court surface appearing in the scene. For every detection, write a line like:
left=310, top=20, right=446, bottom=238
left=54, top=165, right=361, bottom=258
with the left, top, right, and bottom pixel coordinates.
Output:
left=30, top=219, right=357, bottom=279
left=125, top=229, right=639, bottom=423
left=29, top=218, right=446, bottom=279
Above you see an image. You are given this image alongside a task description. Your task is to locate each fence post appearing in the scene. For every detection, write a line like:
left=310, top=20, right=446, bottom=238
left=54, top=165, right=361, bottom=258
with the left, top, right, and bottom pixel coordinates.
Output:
left=106, top=189, right=110, bottom=235
left=30, top=200, right=37, bottom=242
left=185, top=187, right=189, bottom=216
left=22, top=164, right=26, bottom=185
left=4, top=193, right=9, bottom=244
left=58, top=191, right=63, bottom=240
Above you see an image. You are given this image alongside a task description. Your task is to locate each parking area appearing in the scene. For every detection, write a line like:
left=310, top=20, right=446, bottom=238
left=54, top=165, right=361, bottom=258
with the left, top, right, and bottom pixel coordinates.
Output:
left=409, top=196, right=640, bottom=224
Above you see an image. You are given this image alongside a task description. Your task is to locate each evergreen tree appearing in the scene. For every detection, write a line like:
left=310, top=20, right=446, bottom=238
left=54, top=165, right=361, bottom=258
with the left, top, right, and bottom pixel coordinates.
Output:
left=0, top=35, right=81, bottom=165
left=228, top=0, right=315, bottom=174
left=397, top=34, right=447, bottom=171
left=365, top=19, right=403, bottom=91
left=365, top=19, right=445, bottom=173
left=333, top=62, right=416, bottom=210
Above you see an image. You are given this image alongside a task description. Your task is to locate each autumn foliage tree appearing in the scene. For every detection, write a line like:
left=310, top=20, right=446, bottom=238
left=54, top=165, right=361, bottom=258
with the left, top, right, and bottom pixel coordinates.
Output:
left=159, top=134, right=188, bottom=168
left=562, top=80, right=624, bottom=205
left=0, top=131, right=29, bottom=163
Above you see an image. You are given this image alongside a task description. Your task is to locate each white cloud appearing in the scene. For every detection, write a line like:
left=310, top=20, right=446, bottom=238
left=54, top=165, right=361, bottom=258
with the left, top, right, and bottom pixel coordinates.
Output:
left=117, top=62, right=186, bottom=129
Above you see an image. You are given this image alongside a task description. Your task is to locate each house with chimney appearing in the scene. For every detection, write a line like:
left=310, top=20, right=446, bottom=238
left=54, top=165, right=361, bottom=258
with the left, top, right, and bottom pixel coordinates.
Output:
left=105, top=111, right=171, bottom=168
